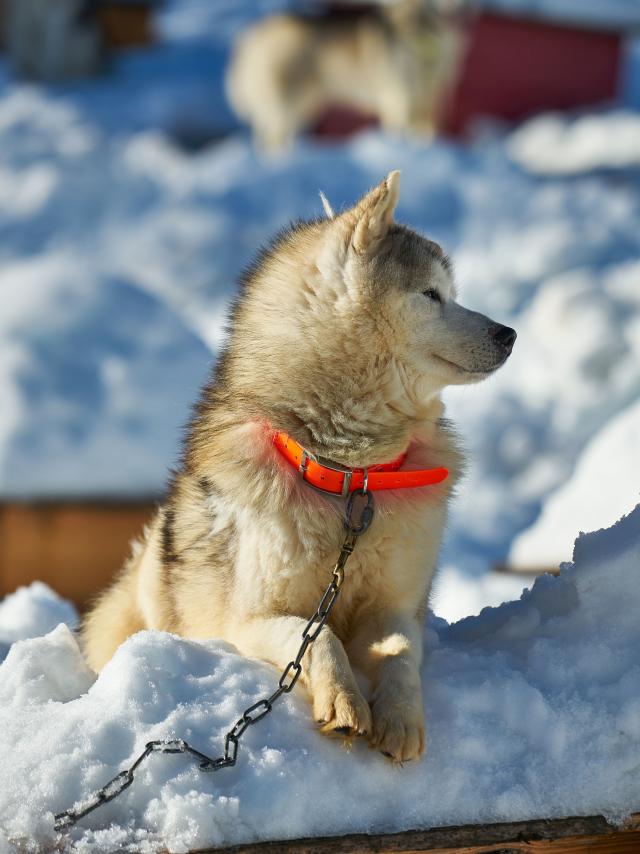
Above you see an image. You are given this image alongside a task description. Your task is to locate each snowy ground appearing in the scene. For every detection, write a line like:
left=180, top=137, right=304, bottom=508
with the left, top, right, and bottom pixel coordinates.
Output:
left=1, top=507, right=639, bottom=852
left=1, top=90, right=639, bottom=570
left=1, top=2, right=640, bottom=848
left=0, top=581, right=77, bottom=663
left=0, top=2, right=638, bottom=588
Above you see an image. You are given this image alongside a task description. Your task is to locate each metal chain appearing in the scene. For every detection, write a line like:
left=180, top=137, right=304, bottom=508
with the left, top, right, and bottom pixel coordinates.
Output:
left=55, top=487, right=374, bottom=833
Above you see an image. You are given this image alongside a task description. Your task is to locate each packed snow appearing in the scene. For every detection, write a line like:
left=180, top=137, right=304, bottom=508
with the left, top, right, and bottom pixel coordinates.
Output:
left=0, top=582, right=76, bottom=663
left=1, top=506, right=639, bottom=852
left=508, top=111, right=640, bottom=174
left=509, top=398, right=640, bottom=569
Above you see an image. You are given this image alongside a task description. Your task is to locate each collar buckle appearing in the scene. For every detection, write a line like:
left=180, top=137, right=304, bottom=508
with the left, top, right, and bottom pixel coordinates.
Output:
left=299, top=450, right=311, bottom=475
left=340, top=470, right=353, bottom=497
left=299, top=448, right=353, bottom=497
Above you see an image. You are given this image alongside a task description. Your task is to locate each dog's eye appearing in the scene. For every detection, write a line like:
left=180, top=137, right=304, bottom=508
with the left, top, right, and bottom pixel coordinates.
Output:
left=423, top=288, right=442, bottom=303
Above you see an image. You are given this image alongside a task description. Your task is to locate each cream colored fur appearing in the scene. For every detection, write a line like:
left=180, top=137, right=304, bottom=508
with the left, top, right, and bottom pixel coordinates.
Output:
left=83, top=172, right=515, bottom=763
left=226, top=4, right=463, bottom=152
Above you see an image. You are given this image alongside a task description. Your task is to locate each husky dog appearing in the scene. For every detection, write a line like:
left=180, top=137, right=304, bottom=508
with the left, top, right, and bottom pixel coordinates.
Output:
left=83, top=172, right=515, bottom=762
left=226, top=2, right=462, bottom=152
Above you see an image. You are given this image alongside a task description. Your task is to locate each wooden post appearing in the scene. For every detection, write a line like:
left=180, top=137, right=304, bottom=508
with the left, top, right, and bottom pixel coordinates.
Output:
left=0, top=501, right=156, bottom=610
left=97, top=3, right=154, bottom=49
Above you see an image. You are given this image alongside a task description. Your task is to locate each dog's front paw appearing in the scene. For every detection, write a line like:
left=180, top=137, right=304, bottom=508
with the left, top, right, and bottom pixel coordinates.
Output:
left=369, top=694, right=425, bottom=763
left=313, top=682, right=372, bottom=738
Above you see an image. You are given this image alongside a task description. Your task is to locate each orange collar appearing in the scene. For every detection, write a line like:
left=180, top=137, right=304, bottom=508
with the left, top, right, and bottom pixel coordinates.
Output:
left=273, top=431, right=448, bottom=496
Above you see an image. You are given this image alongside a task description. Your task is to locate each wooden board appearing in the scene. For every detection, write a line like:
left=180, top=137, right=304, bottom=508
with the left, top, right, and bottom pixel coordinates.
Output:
left=191, top=814, right=640, bottom=854
left=0, top=501, right=156, bottom=610
left=494, top=562, right=560, bottom=577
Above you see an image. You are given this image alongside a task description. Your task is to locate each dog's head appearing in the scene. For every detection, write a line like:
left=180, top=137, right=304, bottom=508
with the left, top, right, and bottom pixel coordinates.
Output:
left=228, top=171, right=515, bottom=464
left=333, top=171, right=516, bottom=406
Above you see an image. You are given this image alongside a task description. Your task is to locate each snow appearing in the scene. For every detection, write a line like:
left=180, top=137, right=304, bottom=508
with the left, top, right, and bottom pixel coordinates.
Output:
left=0, top=6, right=637, bottom=581
left=0, top=0, right=637, bottom=613
left=479, top=0, right=640, bottom=29
left=1, top=507, right=639, bottom=851
left=509, top=399, right=640, bottom=569
left=1, top=5, right=639, bottom=845
left=1, top=97, right=639, bottom=577
left=0, top=582, right=77, bottom=663
left=432, top=564, right=531, bottom=623
left=508, top=111, right=640, bottom=174
left=445, top=248, right=640, bottom=552
left=0, top=247, right=210, bottom=497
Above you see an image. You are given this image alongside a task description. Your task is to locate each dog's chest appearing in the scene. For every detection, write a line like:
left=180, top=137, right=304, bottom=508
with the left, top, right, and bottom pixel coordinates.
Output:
left=233, top=492, right=444, bottom=630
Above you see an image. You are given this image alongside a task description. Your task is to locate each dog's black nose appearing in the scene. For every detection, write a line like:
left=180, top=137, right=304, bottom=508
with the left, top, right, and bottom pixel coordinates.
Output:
left=489, top=324, right=517, bottom=353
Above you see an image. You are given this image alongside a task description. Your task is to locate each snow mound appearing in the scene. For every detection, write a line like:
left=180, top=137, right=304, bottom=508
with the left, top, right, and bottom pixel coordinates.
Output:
left=1, top=506, right=639, bottom=851
left=0, top=582, right=77, bottom=662
left=0, top=251, right=211, bottom=497
left=510, top=400, right=640, bottom=569
left=508, top=111, right=640, bottom=175
left=482, top=0, right=640, bottom=30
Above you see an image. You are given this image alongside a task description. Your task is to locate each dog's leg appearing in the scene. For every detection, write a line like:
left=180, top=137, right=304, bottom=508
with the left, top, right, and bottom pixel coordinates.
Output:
left=229, top=616, right=372, bottom=736
left=347, top=612, right=425, bottom=762
left=81, top=554, right=145, bottom=672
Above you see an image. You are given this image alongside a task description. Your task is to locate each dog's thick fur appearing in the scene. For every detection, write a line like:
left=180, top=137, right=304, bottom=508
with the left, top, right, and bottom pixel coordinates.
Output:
left=226, top=2, right=462, bottom=152
left=83, top=172, right=515, bottom=763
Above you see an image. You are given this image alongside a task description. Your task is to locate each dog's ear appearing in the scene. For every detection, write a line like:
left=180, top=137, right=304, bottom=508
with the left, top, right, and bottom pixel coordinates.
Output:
left=349, top=170, right=400, bottom=254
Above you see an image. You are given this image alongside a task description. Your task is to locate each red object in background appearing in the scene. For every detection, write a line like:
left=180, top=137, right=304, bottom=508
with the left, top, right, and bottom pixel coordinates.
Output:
left=312, top=105, right=379, bottom=139
left=443, top=12, right=623, bottom=135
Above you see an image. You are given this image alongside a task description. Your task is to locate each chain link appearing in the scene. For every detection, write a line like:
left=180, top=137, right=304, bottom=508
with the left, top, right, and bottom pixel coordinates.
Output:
left=55, top=488, right=374, bottom=833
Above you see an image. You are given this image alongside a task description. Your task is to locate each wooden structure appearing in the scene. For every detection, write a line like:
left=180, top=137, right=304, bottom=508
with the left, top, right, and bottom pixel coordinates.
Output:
left=0, top=501, right=155, bottom=611
left=96, top=1, right=155, bottom=49
left=494, top=561, right=559, bottom=577
left=195, top=813, right=640, bottom=853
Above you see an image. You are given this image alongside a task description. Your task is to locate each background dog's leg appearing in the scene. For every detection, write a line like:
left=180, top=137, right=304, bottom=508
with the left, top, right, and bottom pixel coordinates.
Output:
left=347, top=612, right=425, bottom=762
left=229, top=616, right=372, bottom=736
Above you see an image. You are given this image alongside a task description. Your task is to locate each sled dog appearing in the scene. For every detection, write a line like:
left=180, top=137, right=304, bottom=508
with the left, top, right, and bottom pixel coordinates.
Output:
left=226, top=2, right=462, bottom=152
left=83, top=172, right=516, bottom=762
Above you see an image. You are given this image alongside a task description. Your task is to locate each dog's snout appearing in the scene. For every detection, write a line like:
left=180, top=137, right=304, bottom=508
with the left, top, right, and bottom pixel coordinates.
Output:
left=489, top=324, right=517, bottom=353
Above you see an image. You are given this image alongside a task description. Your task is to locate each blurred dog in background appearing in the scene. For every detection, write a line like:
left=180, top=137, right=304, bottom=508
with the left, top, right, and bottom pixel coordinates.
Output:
left=226, top=0, right=462, bottom=152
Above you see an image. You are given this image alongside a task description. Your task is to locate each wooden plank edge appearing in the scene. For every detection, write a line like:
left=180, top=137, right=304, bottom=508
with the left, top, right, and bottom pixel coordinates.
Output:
left=188, top=812, right=640, bottom=854
left=493, top=562, right=560, bottom=577
left=0, top=497, right=160, bottom=508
